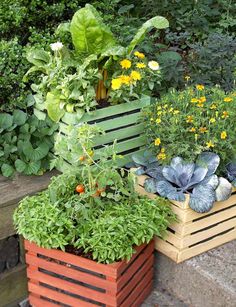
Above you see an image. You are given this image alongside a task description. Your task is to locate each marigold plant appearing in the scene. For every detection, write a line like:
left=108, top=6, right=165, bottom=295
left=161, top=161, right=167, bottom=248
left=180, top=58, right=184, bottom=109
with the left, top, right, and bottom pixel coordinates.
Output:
left=142, top=86, right=236, bottom=167
left=109, top=51, right=161, bottom=103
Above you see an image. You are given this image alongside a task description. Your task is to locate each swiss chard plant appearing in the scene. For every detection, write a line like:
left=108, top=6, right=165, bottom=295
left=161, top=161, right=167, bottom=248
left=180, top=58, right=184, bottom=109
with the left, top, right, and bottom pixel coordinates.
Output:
left=132, top=151, right=232, bottom=213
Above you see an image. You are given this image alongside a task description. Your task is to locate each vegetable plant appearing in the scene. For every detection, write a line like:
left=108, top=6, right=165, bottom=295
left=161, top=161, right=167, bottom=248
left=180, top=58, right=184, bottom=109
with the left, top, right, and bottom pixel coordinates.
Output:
left=226, top=162, right=236, bottom=187
left=131, top=151, right=232, bottom=213
left=14, top=124, right=176, bottom=263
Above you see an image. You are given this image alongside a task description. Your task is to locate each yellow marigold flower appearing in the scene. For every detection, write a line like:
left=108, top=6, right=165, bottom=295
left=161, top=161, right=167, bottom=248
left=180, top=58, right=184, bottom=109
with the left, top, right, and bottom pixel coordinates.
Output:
left=111, top=78, right=122, bottom=90
left=150, top=118, right=154, bottom=121
left=186, top=115, right=194, bottom=123
left=196, top=84, right=204, bottom=91
left=189, top=127, right=196, bottom=132
left=184, top=75, right=190, bottom=81
left=169, top=107, right=174, bottom=112
left=134, top=51, right=145, bottom=59
left=199, top=96, right=206, bottom=103
left=210, top=104, right=217, bottom=109
left=191, top=98, right=198, bottom=103
left=173, top=110, right=180, bottom=114
left=119, top=75, right=131, bottom=85
left=154, top=138, right=161, bottom=146
left=148, top=61, right=160, bottom=71
left=130, top=70, right=141, bottom=81
left=136, top=62, right=146, bottom=69
left=221, top=131, right=227, bottom=139
left=224, top=97, right=233, bottom=102
left=199, top=127, right=208, bottom=133
left=156, top=118, right=162, bottom=124
left=120, top=59, right=131, bottom=69
left=157, top=111, right=162, bottom=116
left=157, top=106, right=162, bottom=110
left=209, top=118, right=216, bottom=123
left=222, top=111, right=229, bottom=119
left=197, top=102, right=204, bottom=108
left=163, top=104, right=168, bottom=109
left=157, top=148, right=166, bottom=160
left=206, top=140, right=215, bottom=148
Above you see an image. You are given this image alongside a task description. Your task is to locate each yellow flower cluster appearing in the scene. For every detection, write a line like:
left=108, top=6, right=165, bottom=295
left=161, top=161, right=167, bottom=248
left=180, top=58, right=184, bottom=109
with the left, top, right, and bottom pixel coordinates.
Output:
left=111, top=70, right=142, bottom=90
left=134, top=51, right=145, bottom=59
left=157, top=148, right=166, bottom=160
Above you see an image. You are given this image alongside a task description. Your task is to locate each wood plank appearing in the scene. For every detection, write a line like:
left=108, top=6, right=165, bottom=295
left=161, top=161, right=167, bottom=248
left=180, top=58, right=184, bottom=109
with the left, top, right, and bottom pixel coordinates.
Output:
left=180, top=205, right=236, bottom=235
left=62, top=100, right=149, bottom=125
left=0, top=263, right=27, bottom=306
left=180, top=217, right=236, bottom=248
left=155, top=238, right=181, bottom=262
left=0, top=170, right=58, bottom=209
left=25, top=241, right=118, bottom=278
left=131, top=279, right=153, bottom=307
left=27, top=268, right=116, bottom=306
left=178, top=228, right=236, bottom=263
left=28, top=282, right=95, bottom=307
left=25, top=253, right=117, bottom=293
left=29, top=294, right=58, bottom=307
left=0, top=204, right=18, bottom=240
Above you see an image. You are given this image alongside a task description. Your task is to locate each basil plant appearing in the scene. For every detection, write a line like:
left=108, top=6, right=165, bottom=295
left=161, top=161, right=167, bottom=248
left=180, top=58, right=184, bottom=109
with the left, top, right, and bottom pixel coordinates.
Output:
left=132, top=152, right=232, bottom=213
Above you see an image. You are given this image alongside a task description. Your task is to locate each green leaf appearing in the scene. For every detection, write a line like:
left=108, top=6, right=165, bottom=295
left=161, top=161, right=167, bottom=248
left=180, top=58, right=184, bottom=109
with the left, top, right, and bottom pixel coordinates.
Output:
left=22, top=142, right=50, bottom=161
left=157, top=51, right=182, bottom=63
left=45, top=92, right=65, bottom=122
left=1, top=163, right=14, bottom=177
left=127, top=16, right=169, bottom=53
left=13, top=110, right=27, bottom=126
left=24, top=161, right=41, bottom=175
left=15, top=159, right=27, bottom=173
left=0, top=113, right=13, bottom=131
left=70, top=4, right=116, bottom=57
left=26, top=49, right=50, bottom=66
left=34, top=109, right=46, bottom=121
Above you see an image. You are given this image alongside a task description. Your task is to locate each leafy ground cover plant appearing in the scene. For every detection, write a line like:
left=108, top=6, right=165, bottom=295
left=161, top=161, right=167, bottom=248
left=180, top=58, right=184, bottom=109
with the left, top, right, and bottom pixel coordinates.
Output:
left=14, top=124, right=175, bottom=263
left=131, top=151, right=232, bottom=213
left=0, top=111, right=58, bottom=177
left=142, top=86, right=236, bottom=168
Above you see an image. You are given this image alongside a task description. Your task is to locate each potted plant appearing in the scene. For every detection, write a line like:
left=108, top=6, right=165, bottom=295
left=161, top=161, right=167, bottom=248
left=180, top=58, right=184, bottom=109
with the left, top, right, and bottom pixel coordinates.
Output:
left=14, top=124, right=175, bottom=306
left=128, top=86, right=236, bottom=262
left=23, top=4, right=168, bottom=168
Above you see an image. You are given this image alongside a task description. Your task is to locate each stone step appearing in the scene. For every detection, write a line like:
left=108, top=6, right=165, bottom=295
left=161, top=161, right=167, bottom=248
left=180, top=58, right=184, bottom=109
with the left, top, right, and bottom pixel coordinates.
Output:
left=148, top=240, right=236, bottom=307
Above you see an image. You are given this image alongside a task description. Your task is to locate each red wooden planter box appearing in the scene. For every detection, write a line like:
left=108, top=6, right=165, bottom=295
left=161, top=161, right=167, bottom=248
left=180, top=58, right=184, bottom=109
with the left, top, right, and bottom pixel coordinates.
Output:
left=24, top=240, right=154, bottom=307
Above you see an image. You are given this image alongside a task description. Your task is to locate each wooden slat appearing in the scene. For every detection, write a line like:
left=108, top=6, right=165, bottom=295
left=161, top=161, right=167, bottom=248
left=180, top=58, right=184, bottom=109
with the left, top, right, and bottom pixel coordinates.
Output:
left=117, top=247, right=154, bottom=291
left=27, top=268, right=116, bottom=306
left=62, top=100, right=149, bottom=125
left=25, top=253, right=117, bottom=293
left=178, top=228, right=236, bottom=263
left=155, top=238, right=180, bottom=263
left=28, top=282, right=95, bottom=307
left=24, top=241, right=117, bottom=278
left=179, top=205, right=236, bottom=235
left=179, top=217, right=236, bottom=248
left=29, top=294, right=58, bottom=307
left=120, top=269, right=153, bottom=307
left=0, top=170, right=58, bottom=209
left=131, top=279, right=153, bottom=307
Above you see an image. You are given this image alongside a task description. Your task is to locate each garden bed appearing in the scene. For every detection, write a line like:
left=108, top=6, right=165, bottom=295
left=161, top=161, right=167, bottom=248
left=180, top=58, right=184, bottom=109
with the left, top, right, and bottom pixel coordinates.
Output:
left=25, top=239, right=154, bottom=307
left=135, top=174, right=236, bottom=263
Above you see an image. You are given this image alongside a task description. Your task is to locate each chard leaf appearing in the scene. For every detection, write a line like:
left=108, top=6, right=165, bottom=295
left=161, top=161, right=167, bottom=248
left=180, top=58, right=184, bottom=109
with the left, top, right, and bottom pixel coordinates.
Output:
left=215, top=177, right=232, bottom=202
left=127, top=16, right=169, bottom=53
left=156, top=180, right=185, bottom=202
left=45, top=92, right=65, bottom=122
left=189, top=185, right=215, bottom=213
left=26, top=49, right=50, bottom=66
left=70, top=4, right=116, bottom=57
left=196, top=152, right=220, bottom=176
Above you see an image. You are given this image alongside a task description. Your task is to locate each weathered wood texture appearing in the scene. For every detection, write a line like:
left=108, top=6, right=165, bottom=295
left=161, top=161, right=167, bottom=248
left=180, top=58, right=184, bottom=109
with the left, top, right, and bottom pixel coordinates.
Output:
left=0, top=171, right=58, bottom=306
left=136, top=174, right=236, bottom=263
left=25, top=239, right=154, bottom=307
left=35, top=100, right=150, bottom=171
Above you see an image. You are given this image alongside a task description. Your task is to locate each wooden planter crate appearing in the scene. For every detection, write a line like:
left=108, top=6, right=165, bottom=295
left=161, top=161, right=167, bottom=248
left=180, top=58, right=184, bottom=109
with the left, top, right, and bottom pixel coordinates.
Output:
left=35, top=99, right=150, bottom=169
left=25, top=239, right=154, bottom=307
left=135, top=175, right=236, bottom=263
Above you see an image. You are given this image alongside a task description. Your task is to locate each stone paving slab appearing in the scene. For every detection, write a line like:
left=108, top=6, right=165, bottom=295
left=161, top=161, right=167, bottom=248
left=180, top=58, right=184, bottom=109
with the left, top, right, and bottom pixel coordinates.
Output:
left=154, top=240, right=236, bottom=307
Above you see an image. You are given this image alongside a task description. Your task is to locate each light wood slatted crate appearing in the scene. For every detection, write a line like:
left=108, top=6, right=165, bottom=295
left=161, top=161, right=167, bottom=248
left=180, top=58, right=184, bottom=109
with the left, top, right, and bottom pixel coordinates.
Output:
left=135, top=174, right=236, bottom=263
left=34, top=99, right=150, bottom=170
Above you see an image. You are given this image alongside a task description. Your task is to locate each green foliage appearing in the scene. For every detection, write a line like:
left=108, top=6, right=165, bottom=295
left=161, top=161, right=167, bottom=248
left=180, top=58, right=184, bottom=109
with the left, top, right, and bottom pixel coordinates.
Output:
left=0, top=112, right=58, bottom=176
left=142, top=86, right=236, bottom=167
left=188, top=33, right=236, bottom=92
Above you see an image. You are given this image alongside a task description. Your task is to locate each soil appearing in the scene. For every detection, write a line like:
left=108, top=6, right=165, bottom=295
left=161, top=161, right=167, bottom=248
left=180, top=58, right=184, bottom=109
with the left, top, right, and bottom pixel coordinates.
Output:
left=65, top=245, right=94, bottom=261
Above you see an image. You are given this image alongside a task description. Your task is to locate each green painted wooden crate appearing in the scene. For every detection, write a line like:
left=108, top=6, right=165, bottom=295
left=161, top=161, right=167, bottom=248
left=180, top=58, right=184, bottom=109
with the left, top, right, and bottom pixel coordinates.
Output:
left=35, top=99, right=150, bottom=170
